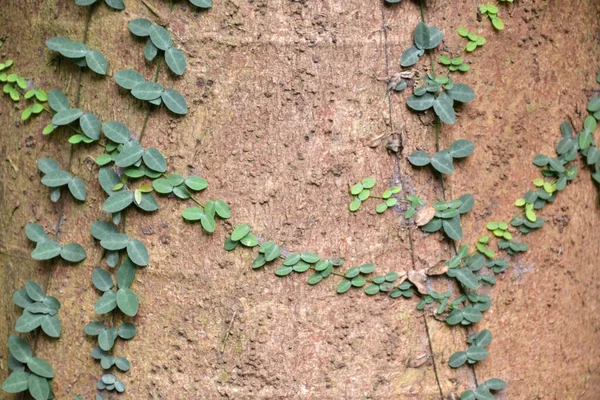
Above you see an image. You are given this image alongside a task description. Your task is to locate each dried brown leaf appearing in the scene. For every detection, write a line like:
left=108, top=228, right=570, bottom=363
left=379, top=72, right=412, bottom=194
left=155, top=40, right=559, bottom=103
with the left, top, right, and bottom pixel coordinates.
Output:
left=415, top=206, right=436, bottom=227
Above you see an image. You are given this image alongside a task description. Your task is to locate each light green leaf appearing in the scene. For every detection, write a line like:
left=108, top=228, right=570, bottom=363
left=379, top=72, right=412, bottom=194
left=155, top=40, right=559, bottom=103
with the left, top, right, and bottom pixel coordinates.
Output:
left=152, top=178, right=173, bottom=194
left=143, top=148, right=167, bottom=172
left=94, top=290, right=117, bottom=314
left=231, top=224, right=251, bottom=241
left=2, top=371, right=30, bottom=393
left=214, top=200, right=230, bottom=219
left=336, top=279, right=352, bottom=294
left=68, top=176, right=87, bottom=201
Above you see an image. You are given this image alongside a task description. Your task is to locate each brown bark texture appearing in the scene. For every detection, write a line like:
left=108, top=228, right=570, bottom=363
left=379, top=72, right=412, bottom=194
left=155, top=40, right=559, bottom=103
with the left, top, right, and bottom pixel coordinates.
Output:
left=0, top=0, right=599, bottom=399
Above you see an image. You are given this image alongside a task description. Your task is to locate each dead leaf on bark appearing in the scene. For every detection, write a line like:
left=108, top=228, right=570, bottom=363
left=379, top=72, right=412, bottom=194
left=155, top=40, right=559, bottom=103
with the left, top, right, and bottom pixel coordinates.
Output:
left=365, top=132, right=386, bottom=148
left=385, top=133, right=402, bottom=153
left=415, top=206, right=436, bottom=226
left=408, top=270, right=428, bottom=295
left=407, top=352, right=430, bottom=368
left=426, top=262, right=448, bottom=276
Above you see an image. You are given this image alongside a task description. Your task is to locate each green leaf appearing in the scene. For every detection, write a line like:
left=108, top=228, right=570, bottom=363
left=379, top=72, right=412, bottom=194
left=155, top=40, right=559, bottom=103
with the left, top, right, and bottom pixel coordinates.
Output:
left=475, top=329, right=493, bottom=347
left=153, top=178, right=173, bottom=194
left=364, top=284, right=380, bottom=295
left=24, top=281, right=45, bottom=303
left=45, top=36, right=71, bottom=52
left=190, top=0, right=213, bottom=7
left=95, top=290, right=117, bottom=314
left=408, top=151, right=431, bottom=166
left=37, top=158, right=62, bottom=174
left=117, top=288, right=139, bottom=316
left=60, top=243, right=87, bottom=262
left=118, top=322, right=137, bottom=339
left=448, top=139, right=475, bottom=158
left=433, top=96, right=456, bottom=124
left=85, top=50, right=108, bottom=75
left=466, top=346, right=488, bottom=361
left=27, top=374, right=49, bottom=400
left=116, top=258, right=136, bottom=289
left=414, top=22, right=430, bottom=50
left=349, top=198, right=361, bottom=212
left=165, top=47, right=187, bottom=76
left=462, top=306, right=483, bottom=322
left=449, top=351, right=468, bottom=368
left=447, top=83, right=475, bottom=103
left=8, top=335, right=32, bottom=363
left=148, top=25, right=173, bottom=50
left=214, top=200, right=230, bottom=219
left=184, top=176, right=208, bottom=191
left=431, top=150, right=455, bottom=174
left=27, top=357, right=54, bottom=378
left=142, top=148, right=167, bottom=172
left=182, top=207, right=203, bottom=221
left=15, top=313, right=43, bottom=333
left=98, top=328, right=118, bottom=351
left=579, top=130, right=592, bottom=150
left=115, top=69, right=145, bottom=90
left=162, top=88, right=188, bottom=115
left=199, top=212, right=216, bottom=233
left=131, top=81, right=164, bottom=101
left=128, top=18, right=152, bottom=37
left=25, top=223, right=48, bottom=243
left=376, top=203, right=388, bottom=213
left=58, top=41, right=89, bottom=58
left=127, top=239, right=149, bottom=266
left=484, top=378, right=506, bottom=390
left=13, top=289, right=34, bottom=309
left=427, top=26, right=443, bottom=49
left=2, top=371, right=30, bottom=393
left=400, top=45, right=423, bottom=67
left=240, top=233, right=258, bottom=247
left=116, top=141, right=144, bottom=168
left=275, top=265, right=293, bottom=277
left=41, top=170, right=72, bottom=187
left=300, top=252, right=319, bottom=264
left=115, top=357, right=131, bottom=371
left=31, top=241, right=62, bottom=260
left=52, top=108, right=83, bottom=126
left=67, top=177, right=86, bottom=201
left=307, top=273, right=323, bottom=285
left=78, top=112, right=101, bottom=140
left=491, top=16, right=504, bottom=30
left=102, top=121, right=131, bottom=144
left=231, top=224, right=251, bottom=241
left=336, top=279, right=352, bottom=294
left=144, top=39, right=159, bottom=61
left=103, top=191, right=134, bottom=213
left=407, top=93, right=434, bottom=111
left=40, top=315, right=61, bottom=338
left=92, top=268, right=114, bottom=292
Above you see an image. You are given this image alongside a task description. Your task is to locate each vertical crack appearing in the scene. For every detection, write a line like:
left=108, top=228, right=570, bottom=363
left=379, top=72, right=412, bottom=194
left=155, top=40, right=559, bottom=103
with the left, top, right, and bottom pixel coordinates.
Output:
left=380, top=2, right=445, bottom=398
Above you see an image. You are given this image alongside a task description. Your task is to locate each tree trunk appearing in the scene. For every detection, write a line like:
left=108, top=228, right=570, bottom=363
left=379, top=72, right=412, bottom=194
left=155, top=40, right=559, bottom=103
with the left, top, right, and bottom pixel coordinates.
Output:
left=1, top=0, right=599, bottom=398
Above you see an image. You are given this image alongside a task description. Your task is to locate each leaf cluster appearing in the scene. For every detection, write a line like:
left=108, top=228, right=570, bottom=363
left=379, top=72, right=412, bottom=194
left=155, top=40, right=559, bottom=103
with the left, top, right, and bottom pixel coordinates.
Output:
left=338, top=267, right=415, bottom=298
left=98, top=167, right=159, bottom=214
left=114, top=69, right=188, bottom=114
left=13, top=281, right=62, bottom=338
left=457, top=28, right=486, bottom=52
left=26, top=223, right=87, bottom=263
left=97, top=374, right=126, bottom=394
left=1, top=335, right=56, bottom=400
left=128, top=19, right=187, bottom=76
left=438, top=56, right=470, bottom=72
left=408, top=139, right=475, bottom=174
left=407, top=74, right=475, bottom=124
left=400, top=21, right=443, bottom=67
left=90, top=347, right=130, bottom=372
left=21, top=89, right=48, bottom=120
left=449, top=329, right=492, bottom=368
left=182, top=199, right=230, bottom=233
left=85, top=320, right=136, bottom=351
left=480, top=4, right=505, bottom=30
left=348, top=177, right=401, bottom=213
left=153, top=174, right=207, bottom=197
left=420, top=194, right=474, bottom=240
left=45, top=89, right=100, bottom=142
left=38, top=158, right=87, bottom=201
left=46, top=37, right=108, bottom=75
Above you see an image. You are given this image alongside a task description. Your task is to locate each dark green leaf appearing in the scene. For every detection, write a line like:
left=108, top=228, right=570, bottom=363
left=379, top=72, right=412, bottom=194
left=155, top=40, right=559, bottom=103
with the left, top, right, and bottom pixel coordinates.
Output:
left=414, top=22, right=430, bottom=50
left=433, top=96, right=456, bottom=124
left=162, top=89, right=188, bottom=115
left=400, top=45, right=423, bottom=67
left=2, top=371, right=30, bottom=393
left=27, top=357, right=54, bottom=378
left=431, top=150, right=455, bottom=174
left=60, top=243, right=87, bottom=262
left=448, top=139, right=475, bottom=158
left=103, top=191, right=134, bottom=213
left=117, top=288, right=138, bottom=316
left=165, top=47, right=187, bottom=76
left=68, top=176, right=86, bottom=201
left=447, top=83, right=475, bottom=103
left=143, top=148, right=167, bottom=172
left=449, top=351, right=468, bottom=368
left=27, top=374, right=49, bottom=400
left=85, top=50, right=108, bottom=75
left=127, top=239, right=149, bottom=266
left=148, top=25, right=173, bottom=50
left=8, top=335, right=32, bottom=363
left=95, top=290, right=117, bottom=314
left=40, top=315, right=61, bottom=338
left=128, top=18, right=152, bottom=37
left=407, top=93, right=434, bottom=111
left=408, top=151, right=430, bottom=166
left=31, top=241, right=62, bottom=260
left=41, top=170, right=72, bottom=187
left=115, top=69, right=145, bottom=90
left=131, top=81, right=164, bottom=101
left=102, top=121, right=131, bottom=144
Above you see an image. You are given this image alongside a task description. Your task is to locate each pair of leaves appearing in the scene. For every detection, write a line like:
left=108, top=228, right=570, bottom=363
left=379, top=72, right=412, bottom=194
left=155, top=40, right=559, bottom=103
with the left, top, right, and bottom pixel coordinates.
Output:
left=224, top=224, right=258, bottom=251
left=38, top=157, right=87, bottom=201
left=182, top=199, right=231, bottom=233
left=400, top=21, right=443, bottom=67
left=75, top=0, right=125, bottom=10
left=128, top=19, right=187, bottom=76
left=91, top=223, right=150, bottom=267
left=13, top=281, right=62, bottom=338
left=102, top=187, right=159, bottom=214
left=460, top=378, right=506, bottom=400
left=153, top=174, right=209, bottom=196
left=406, top=82, right=475, bottom=124
left=90, top=347, right=131, bottom=371
left=45, top=37, right=108, bottom=75
left=408, top=139, right=475, bottom=174
left=274, top=252, right=343, bottom=284
left=2, top=335, right=55, bottom=400
left=114, top=69, right=188, bottom=114
left=26, top=223, right=87, bottom=263
left=439, top=56, right=470, bottom=72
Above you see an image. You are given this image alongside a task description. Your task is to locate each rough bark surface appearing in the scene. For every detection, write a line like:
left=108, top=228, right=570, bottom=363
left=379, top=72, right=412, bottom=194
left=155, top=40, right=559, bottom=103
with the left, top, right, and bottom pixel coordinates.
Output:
left=0, top=0, right=599, bottom=399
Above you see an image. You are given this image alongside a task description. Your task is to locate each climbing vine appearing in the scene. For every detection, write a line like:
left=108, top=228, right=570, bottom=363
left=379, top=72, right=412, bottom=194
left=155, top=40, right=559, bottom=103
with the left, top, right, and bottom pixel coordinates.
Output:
left=1, top=0, right=599, bottom=399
